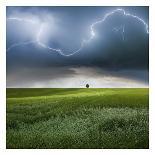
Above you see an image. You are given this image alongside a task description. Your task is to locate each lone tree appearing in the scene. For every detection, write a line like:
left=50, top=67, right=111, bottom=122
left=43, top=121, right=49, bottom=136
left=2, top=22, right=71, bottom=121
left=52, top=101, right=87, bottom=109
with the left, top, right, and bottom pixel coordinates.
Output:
left=86, top=84, right=89, bottom=88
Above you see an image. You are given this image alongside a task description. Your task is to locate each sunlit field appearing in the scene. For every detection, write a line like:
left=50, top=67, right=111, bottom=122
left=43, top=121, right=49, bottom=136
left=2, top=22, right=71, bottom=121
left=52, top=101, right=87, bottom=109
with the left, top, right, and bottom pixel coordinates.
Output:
left=6, top=88, right=149, bottom=149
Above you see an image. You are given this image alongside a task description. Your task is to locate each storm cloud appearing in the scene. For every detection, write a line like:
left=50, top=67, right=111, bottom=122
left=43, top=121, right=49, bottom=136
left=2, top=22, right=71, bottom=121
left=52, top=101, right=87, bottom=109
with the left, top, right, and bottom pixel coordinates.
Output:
left=6, top=6, right=149, bottom=88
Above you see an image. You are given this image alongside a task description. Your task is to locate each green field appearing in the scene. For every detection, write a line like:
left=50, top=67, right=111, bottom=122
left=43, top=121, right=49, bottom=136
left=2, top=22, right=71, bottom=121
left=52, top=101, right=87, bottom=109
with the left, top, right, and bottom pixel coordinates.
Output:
left=6, top=88, right=149, bottom=149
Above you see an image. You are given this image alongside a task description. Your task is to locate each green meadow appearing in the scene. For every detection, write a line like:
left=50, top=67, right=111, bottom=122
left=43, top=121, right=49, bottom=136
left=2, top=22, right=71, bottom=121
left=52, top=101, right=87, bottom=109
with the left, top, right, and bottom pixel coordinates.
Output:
left=6, top=88, right=149, bottom=149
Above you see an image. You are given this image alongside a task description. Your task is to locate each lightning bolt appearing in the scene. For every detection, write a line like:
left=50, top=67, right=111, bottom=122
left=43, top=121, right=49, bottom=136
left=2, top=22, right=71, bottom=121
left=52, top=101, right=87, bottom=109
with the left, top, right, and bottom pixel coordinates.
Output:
left=6, top=17, right=37, bottom=52
left=7, top=17, right=36, bottom=24
left=113, top=25, right=125, bottom=41
left=7, top=8, right=149, bottom=56
left=6, top=40, right=37, bottom=52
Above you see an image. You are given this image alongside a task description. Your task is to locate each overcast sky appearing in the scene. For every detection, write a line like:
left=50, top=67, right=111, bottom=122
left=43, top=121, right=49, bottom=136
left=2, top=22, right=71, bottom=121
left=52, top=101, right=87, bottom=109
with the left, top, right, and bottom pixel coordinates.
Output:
left=6, top=6, right=149, bottom=88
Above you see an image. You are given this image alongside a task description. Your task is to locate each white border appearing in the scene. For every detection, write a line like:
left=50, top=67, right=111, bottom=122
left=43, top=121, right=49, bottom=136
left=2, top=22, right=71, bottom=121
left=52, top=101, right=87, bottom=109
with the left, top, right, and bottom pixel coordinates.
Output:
left=0, top=0, right=6, bottom=150
left=0, top=0, right=150, bottom=6
left=1, top=0, right=155, bottom=154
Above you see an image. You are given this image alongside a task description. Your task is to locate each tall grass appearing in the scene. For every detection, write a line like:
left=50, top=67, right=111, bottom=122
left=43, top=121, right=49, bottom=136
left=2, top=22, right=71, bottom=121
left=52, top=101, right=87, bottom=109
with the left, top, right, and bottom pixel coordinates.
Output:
left=6, top=88, right=149, bottom=149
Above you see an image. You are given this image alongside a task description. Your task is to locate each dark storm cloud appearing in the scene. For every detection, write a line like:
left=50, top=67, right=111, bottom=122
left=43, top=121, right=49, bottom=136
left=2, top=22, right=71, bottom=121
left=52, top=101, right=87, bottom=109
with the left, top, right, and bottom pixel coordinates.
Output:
left=6, top=6, right=149, bottom=87
left=7, top=66, right=76, bottom=87
left=7, top=66, right=148, bottom=88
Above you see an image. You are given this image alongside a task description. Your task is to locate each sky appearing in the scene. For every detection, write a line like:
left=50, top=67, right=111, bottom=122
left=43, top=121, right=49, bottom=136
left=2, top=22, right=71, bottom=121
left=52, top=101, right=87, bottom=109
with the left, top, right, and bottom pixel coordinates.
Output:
left=6, top=6, right=149, bottom=88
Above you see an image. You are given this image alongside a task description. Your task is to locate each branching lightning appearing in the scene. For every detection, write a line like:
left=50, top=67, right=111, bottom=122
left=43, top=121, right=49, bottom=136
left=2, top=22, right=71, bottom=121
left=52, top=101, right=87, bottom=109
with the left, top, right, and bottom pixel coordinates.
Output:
left=6, top=41, right=37, bottom=52
left=7, top=8, right=149, bottom=56
left=7, top=17, right=36, bottom=24
left=6, top=17, right=37, bottom=52
left=113, top=25, right=125, bottom=41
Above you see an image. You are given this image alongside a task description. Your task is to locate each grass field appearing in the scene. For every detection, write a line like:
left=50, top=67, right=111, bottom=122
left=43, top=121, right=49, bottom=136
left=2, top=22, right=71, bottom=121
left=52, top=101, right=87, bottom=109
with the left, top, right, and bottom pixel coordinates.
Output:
left=6, top=88, right=149, bottom=149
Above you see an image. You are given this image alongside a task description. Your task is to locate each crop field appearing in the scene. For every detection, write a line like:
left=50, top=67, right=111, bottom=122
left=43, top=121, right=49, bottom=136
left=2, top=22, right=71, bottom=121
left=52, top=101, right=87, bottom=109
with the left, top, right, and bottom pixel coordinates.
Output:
left=6, top=88, right=149, bottom=149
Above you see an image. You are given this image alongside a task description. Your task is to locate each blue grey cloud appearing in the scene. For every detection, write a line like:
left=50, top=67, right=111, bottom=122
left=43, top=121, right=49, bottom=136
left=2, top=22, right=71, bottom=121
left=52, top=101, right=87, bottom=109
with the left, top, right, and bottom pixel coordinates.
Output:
left=6, top=6, right=149, bottom=87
